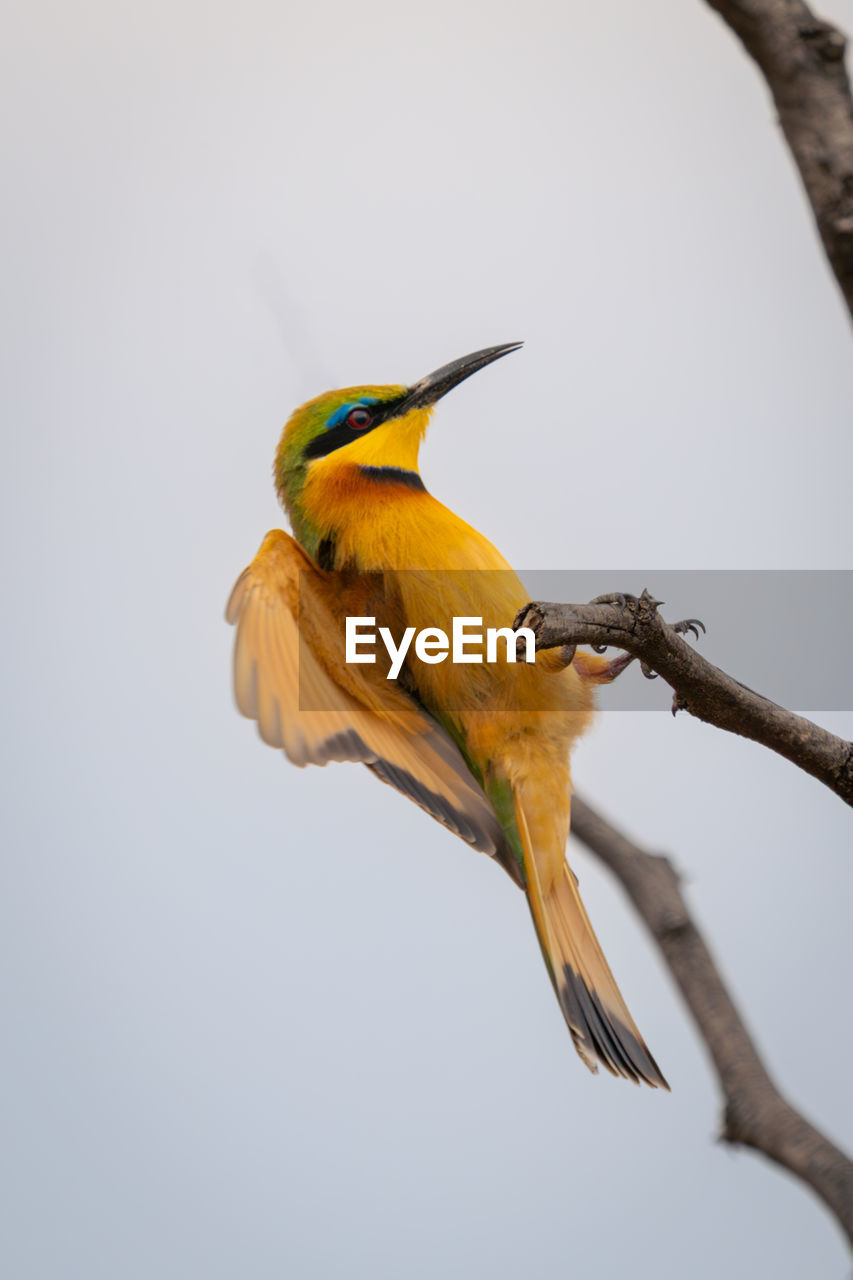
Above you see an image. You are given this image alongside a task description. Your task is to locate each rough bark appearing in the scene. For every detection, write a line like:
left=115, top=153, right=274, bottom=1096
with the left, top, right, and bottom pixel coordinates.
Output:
left=703, top=0, right=853, bottom=320
left=570, top=795, right=853, bottom=1248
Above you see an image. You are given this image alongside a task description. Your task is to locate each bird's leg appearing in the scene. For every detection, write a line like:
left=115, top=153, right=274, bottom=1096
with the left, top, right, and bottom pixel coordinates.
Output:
left=572, top=648, right=636, bottom=683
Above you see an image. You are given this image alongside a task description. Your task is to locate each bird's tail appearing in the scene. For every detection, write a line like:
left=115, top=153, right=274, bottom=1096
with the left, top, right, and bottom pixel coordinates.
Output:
left=514, top=791, right=668, bottom=1088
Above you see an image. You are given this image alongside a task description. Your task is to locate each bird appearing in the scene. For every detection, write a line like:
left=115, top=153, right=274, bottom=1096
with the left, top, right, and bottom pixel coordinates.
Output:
left=226, top=342, right=668, bottom=1088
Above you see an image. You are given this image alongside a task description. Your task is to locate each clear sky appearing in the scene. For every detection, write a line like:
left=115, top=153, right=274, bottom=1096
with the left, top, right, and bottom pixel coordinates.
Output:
left=3, top=1, right=853, bottom=1276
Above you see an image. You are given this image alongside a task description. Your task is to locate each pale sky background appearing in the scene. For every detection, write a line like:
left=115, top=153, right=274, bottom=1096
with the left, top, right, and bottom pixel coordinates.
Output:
left=3, top=1, right=853, bottom=1277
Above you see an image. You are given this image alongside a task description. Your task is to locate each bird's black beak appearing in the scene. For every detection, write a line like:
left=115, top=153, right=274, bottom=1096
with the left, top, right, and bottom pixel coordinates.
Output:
left=400, top=342, right=523, bottom=412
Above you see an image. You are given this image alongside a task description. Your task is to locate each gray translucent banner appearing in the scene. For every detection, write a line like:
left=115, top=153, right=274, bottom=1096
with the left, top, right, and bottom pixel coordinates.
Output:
left=297, top=570, right=853, bottom=712
left=517, top=571, right=852, bottom=711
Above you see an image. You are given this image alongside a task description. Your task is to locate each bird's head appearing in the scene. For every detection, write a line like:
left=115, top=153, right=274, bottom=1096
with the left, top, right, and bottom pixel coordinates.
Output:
left=275, top=343, right=522, bottom=527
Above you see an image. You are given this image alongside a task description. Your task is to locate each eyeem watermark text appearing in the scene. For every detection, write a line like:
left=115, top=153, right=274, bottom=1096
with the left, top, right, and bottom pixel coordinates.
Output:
left=345, top=616, right=536, bottom=679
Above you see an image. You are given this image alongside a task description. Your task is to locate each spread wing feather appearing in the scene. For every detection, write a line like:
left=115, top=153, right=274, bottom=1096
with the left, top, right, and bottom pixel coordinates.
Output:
left=226, top=530, right=520, bottom=884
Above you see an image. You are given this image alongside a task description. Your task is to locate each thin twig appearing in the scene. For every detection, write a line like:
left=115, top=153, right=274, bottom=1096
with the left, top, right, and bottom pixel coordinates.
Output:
left=702, top=0, right=853, bottom=321
left=515, top=591, right=853, bottom=806
left=571, top=794, right=853, bottom=1248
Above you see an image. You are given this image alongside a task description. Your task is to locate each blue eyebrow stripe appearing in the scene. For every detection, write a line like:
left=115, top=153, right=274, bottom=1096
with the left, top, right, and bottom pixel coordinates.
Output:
left=325, top=396, right=379, bottom=431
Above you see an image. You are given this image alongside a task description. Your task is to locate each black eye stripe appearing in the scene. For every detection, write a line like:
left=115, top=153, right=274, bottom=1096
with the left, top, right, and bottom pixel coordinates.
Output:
left=303, top=394, right=408, bottom=460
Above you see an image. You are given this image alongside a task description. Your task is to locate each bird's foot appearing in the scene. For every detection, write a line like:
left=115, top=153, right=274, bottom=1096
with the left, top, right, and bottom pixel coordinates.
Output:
left=588, top=591, right=641, bottom=610
left=556, top=643, right=577, bottom=669
left=671, top=617, right=706, bottom=642
left=588, top=593, right=644, bottom=653
left=585, top=592, right=705, bottom=679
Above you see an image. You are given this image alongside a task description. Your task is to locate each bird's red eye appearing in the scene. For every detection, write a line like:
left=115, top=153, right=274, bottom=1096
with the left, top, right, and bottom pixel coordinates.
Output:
left=347, top=408, right=372, bottom=430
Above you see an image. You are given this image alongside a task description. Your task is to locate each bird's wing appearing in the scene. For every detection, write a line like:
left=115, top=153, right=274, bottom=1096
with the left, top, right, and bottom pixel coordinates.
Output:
left=226, top=530, right=520, bottom=884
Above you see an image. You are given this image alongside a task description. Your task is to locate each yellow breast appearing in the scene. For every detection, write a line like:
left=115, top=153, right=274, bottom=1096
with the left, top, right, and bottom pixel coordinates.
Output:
left=301, top=460, right=595, bottom=766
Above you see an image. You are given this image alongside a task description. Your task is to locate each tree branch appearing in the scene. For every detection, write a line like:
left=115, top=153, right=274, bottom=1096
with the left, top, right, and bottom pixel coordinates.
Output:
left=570, top=794, right=853, bottom=1248
left=516, top=591, right=853, bottom=806
left=702, top=0, right=853, bottom=321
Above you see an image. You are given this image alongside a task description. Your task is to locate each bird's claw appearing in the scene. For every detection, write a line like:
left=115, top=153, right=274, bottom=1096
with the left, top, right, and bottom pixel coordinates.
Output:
left=671, top=617, right=706, bottom=642
left=588, top=592, right=641, bottom=652
left=589, top=591, right=639, bottom=610
left=558, top=644, right=577, bottom=668
left=513, top=603, right=536, bottom=632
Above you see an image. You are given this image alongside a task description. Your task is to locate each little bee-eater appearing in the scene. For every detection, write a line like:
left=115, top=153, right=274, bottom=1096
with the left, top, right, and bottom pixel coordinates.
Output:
left=227, top=343, right=667, bottom=1087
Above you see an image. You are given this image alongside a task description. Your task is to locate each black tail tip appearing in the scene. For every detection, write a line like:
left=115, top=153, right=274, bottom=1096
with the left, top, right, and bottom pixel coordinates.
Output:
left=560, top=964, right=669, bottom=1090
